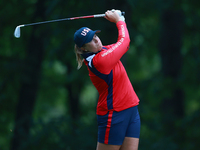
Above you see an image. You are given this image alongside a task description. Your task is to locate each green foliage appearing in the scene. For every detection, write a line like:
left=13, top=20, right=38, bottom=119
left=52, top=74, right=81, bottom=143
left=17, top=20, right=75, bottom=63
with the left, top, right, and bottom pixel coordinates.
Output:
left=0, top=0, right=200, bottom=149
left=14, top=116, right=97, bottom=150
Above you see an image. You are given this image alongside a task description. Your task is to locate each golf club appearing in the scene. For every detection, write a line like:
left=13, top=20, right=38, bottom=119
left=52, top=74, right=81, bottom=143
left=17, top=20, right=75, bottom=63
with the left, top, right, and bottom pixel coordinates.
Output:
left=14, top=11, right=125, bottom=38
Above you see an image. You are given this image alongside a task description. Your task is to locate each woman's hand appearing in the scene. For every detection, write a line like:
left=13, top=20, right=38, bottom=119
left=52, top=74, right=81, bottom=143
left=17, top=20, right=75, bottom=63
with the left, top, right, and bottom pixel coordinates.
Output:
left=104, top=10, right=122, bottom=23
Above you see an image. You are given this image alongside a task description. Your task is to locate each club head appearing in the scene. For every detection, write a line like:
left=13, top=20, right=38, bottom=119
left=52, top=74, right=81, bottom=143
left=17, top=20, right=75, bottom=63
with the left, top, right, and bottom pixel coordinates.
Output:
left=14, top=25, right=24, bottom=38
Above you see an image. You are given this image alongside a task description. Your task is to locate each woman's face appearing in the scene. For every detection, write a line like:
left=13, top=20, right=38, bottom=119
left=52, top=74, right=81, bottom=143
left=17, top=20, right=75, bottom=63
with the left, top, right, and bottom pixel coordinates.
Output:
left=82, top=34, right=103, bottom=53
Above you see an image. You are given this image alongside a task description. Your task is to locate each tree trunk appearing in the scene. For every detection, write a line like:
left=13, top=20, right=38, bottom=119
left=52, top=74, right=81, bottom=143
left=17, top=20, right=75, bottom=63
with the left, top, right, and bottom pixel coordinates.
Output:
left=65, top=65, right=82, bottom=120
left=159, top=9, right=185, bottom=147
left=10, top=1, right=46, bottom=150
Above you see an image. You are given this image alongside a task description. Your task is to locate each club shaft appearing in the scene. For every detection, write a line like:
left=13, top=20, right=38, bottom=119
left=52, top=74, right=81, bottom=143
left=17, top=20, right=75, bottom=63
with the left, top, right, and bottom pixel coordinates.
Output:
left=24, top=18, right=70, bottom=26
left=22, top=12, right=125, bottom=27
left=23, top=14, right=104, bottom=27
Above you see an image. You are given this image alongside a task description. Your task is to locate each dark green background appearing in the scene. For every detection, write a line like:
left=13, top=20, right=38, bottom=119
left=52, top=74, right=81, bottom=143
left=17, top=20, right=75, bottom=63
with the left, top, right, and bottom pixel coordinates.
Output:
left=1, top=0, right=200, bottom=149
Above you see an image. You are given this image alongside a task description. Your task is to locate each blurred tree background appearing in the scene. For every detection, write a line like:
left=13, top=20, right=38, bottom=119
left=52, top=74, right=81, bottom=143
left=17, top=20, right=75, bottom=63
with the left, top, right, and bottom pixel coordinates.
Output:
left=0, top=0, right=200, bottom=149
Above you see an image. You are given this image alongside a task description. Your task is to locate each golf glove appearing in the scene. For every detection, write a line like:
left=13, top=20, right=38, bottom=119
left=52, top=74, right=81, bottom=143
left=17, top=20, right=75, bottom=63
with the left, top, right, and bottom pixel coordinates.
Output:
left=112, top=9, right=125, bottom=22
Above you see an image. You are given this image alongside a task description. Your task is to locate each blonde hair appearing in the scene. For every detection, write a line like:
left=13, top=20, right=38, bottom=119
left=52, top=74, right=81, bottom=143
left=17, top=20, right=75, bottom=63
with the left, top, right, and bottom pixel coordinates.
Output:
left=74, top=44, right=84, bottom=70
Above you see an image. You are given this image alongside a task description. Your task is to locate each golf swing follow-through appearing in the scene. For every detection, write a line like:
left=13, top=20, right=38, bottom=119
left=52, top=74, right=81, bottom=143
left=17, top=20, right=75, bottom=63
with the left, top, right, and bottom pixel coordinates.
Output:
left=74, top=9, right=140, bottom=150
left=14, top=10, right=125, bottom=38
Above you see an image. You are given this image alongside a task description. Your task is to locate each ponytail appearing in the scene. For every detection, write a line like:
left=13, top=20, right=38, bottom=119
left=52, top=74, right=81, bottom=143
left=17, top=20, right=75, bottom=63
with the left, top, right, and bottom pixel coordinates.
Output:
left=74, top=44, right=84, bottom=70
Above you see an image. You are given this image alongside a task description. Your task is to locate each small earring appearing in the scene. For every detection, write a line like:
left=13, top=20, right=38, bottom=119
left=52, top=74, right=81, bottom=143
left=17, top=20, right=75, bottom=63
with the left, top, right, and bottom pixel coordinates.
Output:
left=81, top=47, right=86, bottom=51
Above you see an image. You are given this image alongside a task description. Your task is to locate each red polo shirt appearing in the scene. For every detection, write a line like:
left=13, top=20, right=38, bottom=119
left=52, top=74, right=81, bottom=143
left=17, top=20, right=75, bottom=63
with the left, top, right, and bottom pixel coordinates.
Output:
left=82, top=21, right=139, bottom=115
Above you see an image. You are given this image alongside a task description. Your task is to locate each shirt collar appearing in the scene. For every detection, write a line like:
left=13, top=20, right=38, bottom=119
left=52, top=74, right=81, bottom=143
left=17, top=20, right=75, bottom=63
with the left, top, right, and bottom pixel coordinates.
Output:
left=81, top=52, right=98, bottom=59
left=81, top=47, right=107, bottom=59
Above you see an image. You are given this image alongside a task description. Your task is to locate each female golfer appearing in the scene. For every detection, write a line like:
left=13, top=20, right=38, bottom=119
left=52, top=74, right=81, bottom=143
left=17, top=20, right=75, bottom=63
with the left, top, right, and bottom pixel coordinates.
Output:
left=74, top=10, right=140, bottom=150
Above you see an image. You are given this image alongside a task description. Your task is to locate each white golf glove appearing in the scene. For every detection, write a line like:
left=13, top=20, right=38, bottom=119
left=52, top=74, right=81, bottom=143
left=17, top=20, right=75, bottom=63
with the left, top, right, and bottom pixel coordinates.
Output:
left=111, top=9, right=125, bottom=22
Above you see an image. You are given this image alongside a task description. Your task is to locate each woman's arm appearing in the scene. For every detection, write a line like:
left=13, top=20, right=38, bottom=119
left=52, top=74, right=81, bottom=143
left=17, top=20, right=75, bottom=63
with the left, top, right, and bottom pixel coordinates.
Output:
left=93, top=12, right=130, bottom=74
